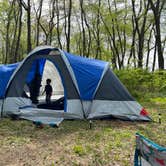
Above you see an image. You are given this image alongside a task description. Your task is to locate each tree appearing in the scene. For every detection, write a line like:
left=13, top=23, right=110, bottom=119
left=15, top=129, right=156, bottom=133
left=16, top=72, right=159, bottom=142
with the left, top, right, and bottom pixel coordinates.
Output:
left=63, top=0, right=72, bottom=52
left=132, top=0, right=150, bottom=68
left=148, top=0, right=165, bottom=69
left=33, top=0, right=43, bottom=46
left=20, top=0, right=32, bottom=53
left=55, top=0, right=62, bottom=49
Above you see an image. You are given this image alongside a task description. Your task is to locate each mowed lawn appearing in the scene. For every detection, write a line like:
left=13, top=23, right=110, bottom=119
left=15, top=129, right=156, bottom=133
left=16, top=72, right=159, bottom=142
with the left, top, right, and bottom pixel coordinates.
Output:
left=0, top=101, right=165, bottom=166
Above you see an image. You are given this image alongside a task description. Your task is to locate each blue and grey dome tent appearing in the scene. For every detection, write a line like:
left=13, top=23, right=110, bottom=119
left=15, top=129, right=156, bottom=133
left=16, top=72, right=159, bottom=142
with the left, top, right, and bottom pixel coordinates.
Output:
left=0, top=46, right=151, bottom=125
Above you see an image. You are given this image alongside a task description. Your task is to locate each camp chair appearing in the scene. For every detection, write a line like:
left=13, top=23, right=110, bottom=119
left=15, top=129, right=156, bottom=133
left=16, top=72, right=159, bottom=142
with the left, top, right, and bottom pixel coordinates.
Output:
left=134, top=133, right=166, bottom=166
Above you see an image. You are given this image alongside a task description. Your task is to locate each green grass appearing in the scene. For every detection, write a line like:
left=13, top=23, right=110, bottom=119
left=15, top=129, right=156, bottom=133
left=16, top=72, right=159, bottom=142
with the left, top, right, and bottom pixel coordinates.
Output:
left=0, top=100, right=166, bottom=166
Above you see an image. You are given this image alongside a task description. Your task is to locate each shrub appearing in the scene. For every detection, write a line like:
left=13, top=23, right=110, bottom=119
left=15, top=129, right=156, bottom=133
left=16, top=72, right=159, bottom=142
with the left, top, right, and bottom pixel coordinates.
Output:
left=73, top=145, right=86, bottom=156
left=114, top=69, right=166, bottom=100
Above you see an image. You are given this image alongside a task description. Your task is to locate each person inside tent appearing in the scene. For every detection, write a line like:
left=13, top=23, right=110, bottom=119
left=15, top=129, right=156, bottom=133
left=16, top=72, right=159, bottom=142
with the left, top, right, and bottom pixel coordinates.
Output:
left=28, top=73, right=42, bottom=104
left=43, top=78, right=53, bottom=104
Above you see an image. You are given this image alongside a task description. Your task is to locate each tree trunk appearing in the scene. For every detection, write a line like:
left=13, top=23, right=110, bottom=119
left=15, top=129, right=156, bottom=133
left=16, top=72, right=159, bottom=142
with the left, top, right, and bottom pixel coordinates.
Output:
left=36, top=0, right=43, bottom=46
left=132, top=0, right=149, bottom=68
left=80, top=0, right=86, bottom=56
left=148, top=0, right=165, bottom=69
left=67, top=0, right=72, bottom=52
left=152, top=41, right=157, bottom=72
left=5, top=0, right=15, bottom=64
left=95, top=0, right=101, bottom=59
left=146, top=24, right=154, bottom=69
left=48, top=0, right=55, bottom=45
left=56, top=0, right=62, bottom=49
left=82, top=3, right=91, bottom=57
left=15, top=1, right=23, bottom=61
left=155, top=15, right=164, bottom=69
left=27, top=0, right=31, bottom=53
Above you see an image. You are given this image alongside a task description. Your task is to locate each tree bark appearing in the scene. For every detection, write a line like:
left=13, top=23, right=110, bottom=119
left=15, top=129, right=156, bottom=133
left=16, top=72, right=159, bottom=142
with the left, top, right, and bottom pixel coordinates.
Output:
left=132, top=0, right=149, bottom=68
left=27, top=0, right=31, bottom=52
left=67, top=0, right=72, bottom=52
left=95, top=0, right=101, bottom=59
left=20, top=0, right=32, bottom=53
left=80, top=0, right=86, bottom=56
left=48, top=0, right=56, bottom=45
left=148, top=0, right=165, bottom=69
left=5, top=0, right=15, bottom=64
left=146, top=24, right=154, bottom=69
left=56, top=0, right=62, bottom=49
left=35, top=0, right=43, bottom=46
left=15, top=0, right=23, bottom=62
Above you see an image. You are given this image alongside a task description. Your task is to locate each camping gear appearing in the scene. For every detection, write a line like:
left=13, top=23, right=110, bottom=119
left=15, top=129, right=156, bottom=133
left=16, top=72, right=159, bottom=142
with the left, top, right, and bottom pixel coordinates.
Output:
left=134, top=133, right=166, bottom=166
left=0, top=46, right=151, bottom=125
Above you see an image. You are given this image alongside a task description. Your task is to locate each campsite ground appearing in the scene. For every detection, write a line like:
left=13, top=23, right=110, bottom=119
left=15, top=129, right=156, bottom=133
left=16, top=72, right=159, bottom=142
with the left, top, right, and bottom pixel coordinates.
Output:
left=0, top=100, right=165, bottom=166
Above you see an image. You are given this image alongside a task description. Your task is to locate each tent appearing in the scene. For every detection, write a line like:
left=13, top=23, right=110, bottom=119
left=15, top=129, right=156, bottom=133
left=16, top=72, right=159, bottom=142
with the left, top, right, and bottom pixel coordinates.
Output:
left=0, top=46, right=151, bottom=125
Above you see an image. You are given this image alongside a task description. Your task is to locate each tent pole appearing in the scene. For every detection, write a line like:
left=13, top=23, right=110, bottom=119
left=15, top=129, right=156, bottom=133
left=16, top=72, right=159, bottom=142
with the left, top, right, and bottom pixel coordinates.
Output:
left=0, top=99, right=4, bottom=118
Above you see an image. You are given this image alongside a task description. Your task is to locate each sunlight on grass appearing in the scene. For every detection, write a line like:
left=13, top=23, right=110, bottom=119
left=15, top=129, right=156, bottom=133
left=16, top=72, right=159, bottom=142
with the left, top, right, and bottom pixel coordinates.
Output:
left=150, top=97, right=166, bottom=104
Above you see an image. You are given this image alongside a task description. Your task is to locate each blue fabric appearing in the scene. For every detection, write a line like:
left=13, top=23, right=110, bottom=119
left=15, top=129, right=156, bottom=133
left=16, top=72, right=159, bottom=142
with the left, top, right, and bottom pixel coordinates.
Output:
left=0, top=59, right=45, bottom=98
left=64, top=51, right=108, bottom=100
left=26, top=59, right=46, bottom=83
left=0, top=63, right=19, bottom=98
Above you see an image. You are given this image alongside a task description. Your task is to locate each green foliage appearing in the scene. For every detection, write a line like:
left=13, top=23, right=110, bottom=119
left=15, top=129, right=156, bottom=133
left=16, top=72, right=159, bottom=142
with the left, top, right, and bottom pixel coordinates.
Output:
left=73, top=145, right=86, bottom=156
left=115, top=69, right=166, bottom=101
left=150, top=97, right=166, bottom=104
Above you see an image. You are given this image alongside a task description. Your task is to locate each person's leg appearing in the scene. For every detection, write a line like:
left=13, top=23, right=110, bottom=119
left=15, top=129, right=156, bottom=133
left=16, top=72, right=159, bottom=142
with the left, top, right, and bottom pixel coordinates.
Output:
left=46, top=94, right=49, bottom=104
left=46, top=94, right=51, bottom=104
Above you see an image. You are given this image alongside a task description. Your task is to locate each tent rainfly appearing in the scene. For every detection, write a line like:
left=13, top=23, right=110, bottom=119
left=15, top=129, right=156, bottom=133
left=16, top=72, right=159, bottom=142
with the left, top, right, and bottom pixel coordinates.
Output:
left=0, top=46, right=151, bottom=125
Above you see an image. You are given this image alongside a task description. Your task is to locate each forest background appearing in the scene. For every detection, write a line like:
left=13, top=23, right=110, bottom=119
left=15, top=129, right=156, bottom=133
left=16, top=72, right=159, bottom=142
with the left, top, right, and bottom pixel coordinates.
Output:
left=0, top=0, right=166, bottom=71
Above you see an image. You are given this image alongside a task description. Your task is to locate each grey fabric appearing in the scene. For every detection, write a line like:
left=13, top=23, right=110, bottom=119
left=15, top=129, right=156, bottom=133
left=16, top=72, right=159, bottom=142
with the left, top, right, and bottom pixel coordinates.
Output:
left=19, top=107, right=83, bottom=119
left=3, top=97, right=32, bottom=116
left=95, top=68, right=134, bottom=101
left=3, top=97, right=84, bottom=120
left=66, top=99, right=84, bottom=119
left=82, top=101, right=92, bottom=118
left=5, top=51, right=79, bottom=99
left=141, top=158, right=151, bottom=166
left=88, top=100, right=151, bottom=121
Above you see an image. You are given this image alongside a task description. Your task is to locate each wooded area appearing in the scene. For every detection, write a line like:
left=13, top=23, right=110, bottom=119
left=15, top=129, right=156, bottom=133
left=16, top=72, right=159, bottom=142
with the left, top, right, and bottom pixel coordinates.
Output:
left=0, top=0, right=165, bottom=70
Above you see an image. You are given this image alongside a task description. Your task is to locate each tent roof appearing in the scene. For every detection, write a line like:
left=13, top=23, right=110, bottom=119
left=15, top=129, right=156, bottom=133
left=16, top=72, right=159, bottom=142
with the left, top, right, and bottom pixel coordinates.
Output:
left=64, top=51, right=108, bottom=100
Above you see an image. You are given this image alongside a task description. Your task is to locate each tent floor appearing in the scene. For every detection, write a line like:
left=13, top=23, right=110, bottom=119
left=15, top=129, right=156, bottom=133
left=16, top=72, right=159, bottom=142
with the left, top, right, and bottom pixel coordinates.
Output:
left=37, top=97, right=64, bottom=110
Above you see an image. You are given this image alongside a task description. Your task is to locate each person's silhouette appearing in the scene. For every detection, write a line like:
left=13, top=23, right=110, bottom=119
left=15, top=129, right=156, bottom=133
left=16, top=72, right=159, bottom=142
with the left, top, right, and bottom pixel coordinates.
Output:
left=43, top=79, right=53, bottom=104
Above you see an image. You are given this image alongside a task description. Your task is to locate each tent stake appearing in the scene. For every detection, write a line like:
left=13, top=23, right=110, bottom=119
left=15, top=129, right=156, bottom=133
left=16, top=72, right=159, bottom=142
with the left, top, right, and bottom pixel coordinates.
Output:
left=89, top=120, right=93, bottom=129
left=158, top=113, right=161, bottom=124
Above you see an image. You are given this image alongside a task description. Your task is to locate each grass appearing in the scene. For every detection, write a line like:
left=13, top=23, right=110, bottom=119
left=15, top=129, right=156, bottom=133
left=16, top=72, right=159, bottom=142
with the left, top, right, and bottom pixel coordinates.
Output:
left=0, top=100, right=166, bottom=166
